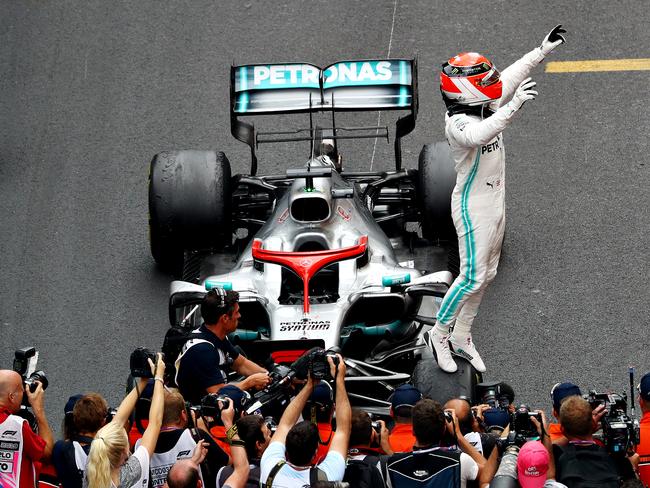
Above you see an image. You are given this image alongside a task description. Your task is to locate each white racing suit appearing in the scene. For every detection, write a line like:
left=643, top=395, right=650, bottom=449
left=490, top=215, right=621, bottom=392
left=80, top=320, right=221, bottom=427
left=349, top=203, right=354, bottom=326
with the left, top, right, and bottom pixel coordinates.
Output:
left=436, top=47, right=546, bottom=338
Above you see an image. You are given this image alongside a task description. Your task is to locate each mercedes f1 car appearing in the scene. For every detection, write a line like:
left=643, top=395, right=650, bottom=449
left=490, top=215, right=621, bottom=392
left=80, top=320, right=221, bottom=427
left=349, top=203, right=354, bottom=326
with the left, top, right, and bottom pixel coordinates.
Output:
left=148, top=59, right=481, bottom=414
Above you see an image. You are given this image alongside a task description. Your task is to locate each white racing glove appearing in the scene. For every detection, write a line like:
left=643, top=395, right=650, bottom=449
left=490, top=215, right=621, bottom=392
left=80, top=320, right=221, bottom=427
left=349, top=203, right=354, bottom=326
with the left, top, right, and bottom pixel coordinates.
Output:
left=540, top=24, right=567, bottom=56
left=508, top=77, right=537, bottom=111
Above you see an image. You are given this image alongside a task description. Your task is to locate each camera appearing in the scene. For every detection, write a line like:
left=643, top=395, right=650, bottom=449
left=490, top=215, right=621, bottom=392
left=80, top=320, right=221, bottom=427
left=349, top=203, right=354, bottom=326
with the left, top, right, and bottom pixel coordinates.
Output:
left=476, top=381, right=514, bottom=410
left=106, top=407, right=118, bottom=423
left=505, top=405, right=542, bottom=447
left=265, top=416, right=278, bottom=434
left=130, top=347, right=158, bottom=378
left=444, top=411, right=454, bottom=423
left=13, top=347, right=48, bottom=398
left=586, top=390, right=640, bottom=455
left=309, top=349, right=340, bottom=381
left=197, top=393, right=232, bottom=418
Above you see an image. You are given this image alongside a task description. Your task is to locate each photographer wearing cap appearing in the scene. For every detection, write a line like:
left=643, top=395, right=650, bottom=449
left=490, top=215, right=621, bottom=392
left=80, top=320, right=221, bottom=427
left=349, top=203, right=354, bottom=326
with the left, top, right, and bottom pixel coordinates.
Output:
left=0, top=369, right=54, bottom=488
left=260, top=355, right=351, bottom=487
left=175, top=289, right=271, bottom=404
left=388, top=385, right=422, bottom=453
left=552, top=396, right=638, bottom=486
left=302, top=382, right=335, bottom=463
left=382, top=399, right=488, bottom=487
left=636, top=372, right=650, bottom=485
left=136, top=389, right=229, bottom=488
left=52, top=393, right=109, bottom=488
left=548, top=382, right=581, bottom=442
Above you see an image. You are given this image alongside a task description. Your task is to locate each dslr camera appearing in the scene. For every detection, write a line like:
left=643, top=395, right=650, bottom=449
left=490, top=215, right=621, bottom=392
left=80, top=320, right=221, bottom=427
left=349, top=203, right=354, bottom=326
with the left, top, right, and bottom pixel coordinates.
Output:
left=586, top=390, right=640, bottom=456
left=309, top=349, right=340, bottom=381
left=506, top=404, right=542, bottom=447
left=13, top=347, right=48, bottom=400
left=130, top=347, right=158, bottom=378
left=196, top=393, right=232, bottom=418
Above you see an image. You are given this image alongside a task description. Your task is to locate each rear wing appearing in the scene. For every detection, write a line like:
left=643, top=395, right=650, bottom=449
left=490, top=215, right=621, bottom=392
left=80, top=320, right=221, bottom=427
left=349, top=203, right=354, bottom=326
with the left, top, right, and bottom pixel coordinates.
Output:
left=230, top=59, right=418, bottom=174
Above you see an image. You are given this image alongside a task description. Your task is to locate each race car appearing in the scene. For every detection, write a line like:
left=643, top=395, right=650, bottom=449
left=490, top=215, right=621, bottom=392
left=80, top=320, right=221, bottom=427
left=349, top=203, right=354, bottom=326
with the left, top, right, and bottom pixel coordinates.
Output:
left=148, top=59, right=480, bottom=414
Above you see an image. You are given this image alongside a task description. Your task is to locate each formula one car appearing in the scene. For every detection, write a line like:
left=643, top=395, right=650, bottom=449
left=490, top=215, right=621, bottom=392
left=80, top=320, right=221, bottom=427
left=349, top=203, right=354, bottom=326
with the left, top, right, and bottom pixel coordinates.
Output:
left=148, top=59, right=481, bottom=414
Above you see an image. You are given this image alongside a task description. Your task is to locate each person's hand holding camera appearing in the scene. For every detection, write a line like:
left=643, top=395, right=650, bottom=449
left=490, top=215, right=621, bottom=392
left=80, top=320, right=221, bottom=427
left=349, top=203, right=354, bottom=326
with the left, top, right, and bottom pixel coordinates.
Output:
left=377, top=420, right=393, bottom=455
left=328, top=354, right=346, bottom=382
left=219, top=399, right=235, bottom=429
left=244, top=372, right=271, bottom=391
left=530, top=409, right=549, bottom=439
left=25, top=381, right=45, bottom=414
left=445, top=408, right=461, bottom=436
left=591, top=404, right=606, bottom=432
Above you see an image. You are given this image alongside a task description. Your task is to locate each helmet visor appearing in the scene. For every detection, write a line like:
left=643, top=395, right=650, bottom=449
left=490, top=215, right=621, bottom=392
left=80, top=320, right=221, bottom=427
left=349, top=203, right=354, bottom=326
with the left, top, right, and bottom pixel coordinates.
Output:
left=478, top=67, right=500, bottom=87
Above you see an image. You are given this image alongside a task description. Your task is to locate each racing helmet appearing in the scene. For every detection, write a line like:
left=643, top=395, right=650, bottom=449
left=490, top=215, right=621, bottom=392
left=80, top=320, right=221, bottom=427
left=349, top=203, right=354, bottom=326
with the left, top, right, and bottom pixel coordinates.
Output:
left=440, top=52, right=502, bottom=106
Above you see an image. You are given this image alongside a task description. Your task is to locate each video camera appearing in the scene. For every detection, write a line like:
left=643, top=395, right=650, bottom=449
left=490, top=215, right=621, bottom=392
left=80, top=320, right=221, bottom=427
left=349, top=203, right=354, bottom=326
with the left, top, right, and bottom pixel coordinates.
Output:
left=13, top=347, right=48, bottom=402
left=586, top=390, right=640, bottom=456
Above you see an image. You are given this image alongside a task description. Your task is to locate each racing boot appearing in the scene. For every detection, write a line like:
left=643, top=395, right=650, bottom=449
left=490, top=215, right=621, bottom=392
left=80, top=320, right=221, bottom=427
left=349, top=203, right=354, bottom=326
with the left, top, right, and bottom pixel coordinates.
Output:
left=427, top=327, right=457, bottom=373
left=449, top=333, right=486, bottom=373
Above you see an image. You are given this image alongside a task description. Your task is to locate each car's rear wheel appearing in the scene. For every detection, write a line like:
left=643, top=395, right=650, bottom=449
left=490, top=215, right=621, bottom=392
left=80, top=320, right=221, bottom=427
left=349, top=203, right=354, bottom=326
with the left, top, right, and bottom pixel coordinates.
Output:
left=148, top=150, right=232, bottom=275
left=412, top=356, right=482, bottom=404
left=418, top=142, right=457, bottom=241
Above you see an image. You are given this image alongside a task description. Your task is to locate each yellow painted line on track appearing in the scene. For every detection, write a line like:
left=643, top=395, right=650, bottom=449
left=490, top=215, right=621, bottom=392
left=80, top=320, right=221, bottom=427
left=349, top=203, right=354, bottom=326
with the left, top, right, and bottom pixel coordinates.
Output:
left=545, top=58, right=650, bottom=73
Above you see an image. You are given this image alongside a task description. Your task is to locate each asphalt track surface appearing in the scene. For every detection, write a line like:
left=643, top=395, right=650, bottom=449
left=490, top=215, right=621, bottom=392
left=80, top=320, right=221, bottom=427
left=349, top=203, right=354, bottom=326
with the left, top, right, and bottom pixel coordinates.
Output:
left=1, top=1, right=649, bottom=433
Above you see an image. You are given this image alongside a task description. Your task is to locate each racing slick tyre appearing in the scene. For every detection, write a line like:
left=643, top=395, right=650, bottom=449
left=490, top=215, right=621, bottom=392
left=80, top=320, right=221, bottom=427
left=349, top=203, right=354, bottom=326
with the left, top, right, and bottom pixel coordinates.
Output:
left=149, top=150, right=232, bottom=275
left=418, top=142, right=457, bottom=242
left=412, top=356, right=482, bottom=404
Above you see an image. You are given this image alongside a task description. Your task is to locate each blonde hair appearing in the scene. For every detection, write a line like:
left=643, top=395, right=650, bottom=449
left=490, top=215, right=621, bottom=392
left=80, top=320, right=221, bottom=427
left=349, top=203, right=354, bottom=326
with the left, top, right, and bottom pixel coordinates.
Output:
left=85, top=421, right=129, bottom=488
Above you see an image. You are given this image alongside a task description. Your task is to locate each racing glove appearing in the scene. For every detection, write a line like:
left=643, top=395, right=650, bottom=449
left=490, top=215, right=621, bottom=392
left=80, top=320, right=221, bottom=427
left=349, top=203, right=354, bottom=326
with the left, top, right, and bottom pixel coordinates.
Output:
left=540, top=24, right=567, bottom=56
left=508, top=78, right=537, bottom=111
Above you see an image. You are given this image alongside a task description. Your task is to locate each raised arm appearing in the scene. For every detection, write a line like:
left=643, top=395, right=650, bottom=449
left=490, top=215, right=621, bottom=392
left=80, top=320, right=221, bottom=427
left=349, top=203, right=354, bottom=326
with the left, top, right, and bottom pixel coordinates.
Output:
left=270, top=376, right=315, bottom=444
left=447, top=78, right=538, bottom=147
left=136, top=354, right=166, bottom=456
left=327, top=355, right=351, bottom=458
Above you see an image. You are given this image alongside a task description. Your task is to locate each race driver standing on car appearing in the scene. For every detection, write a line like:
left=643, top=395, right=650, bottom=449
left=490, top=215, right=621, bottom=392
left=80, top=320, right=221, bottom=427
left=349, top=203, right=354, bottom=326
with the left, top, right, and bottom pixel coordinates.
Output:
left=428, top=25, right=567, bottom=373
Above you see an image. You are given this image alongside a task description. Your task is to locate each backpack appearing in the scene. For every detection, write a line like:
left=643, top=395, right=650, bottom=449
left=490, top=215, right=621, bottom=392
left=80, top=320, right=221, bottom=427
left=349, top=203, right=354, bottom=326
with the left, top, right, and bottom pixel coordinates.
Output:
left=343, top=456, right=385, bottom=488
left=161, top=325, right=200, bottom=386
left=554, top=444, right=620, bottom=488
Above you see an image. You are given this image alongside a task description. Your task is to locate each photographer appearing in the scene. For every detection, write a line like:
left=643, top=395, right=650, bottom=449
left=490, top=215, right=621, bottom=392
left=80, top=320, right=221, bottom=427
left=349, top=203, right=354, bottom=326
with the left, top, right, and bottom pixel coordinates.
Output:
left=137, top=389, right=229, bottom=488
left=216, top=414, right=272, bottom=488
left=552, top=396, right=637, bottom=486
left=84, top=354, right=165, bottom=488
left=342, top=409, right=390, bottom=488
left=382, top=399, right=488, bottom=488
left=302, top=382, right=335, bottom=463
left=175, top=289, right=270, bottom=404
left=260, top=355, right=351, bottom=487
left=548, top=382, right=582, bottom=442
left=52, top=393, right=109, bottom=488
left=443, top=398, right=500, bottom=461
left=636, top=372, right=650, bottom=486
left=388, top=385, right=422, bottom=453
left=0, top=369, right=54, bottom=488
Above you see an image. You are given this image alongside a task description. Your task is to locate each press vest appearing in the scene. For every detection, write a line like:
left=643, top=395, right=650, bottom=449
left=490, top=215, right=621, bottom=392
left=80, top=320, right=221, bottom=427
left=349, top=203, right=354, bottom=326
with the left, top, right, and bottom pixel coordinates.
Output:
left=136, top=429, right=202, bottom=488
left=0, top=414, right=30, bottom=488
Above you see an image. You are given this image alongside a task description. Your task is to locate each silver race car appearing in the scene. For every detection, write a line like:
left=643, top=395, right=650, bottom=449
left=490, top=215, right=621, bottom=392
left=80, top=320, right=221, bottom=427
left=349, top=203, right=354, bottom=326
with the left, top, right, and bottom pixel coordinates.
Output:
left=148, top=59, right=480, bottom=413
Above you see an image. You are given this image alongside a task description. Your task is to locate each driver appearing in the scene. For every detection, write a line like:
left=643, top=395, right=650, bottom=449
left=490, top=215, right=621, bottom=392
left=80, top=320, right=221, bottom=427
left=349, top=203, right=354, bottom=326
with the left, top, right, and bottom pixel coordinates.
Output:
left=428, top=25, right=567, bottom=373
left=175, top=288, right=271, bottom=404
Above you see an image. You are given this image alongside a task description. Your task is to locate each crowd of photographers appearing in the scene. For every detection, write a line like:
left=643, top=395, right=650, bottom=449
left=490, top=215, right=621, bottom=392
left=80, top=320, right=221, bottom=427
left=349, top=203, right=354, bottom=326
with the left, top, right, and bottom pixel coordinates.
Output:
left=3, top=289, right=650, bottom=488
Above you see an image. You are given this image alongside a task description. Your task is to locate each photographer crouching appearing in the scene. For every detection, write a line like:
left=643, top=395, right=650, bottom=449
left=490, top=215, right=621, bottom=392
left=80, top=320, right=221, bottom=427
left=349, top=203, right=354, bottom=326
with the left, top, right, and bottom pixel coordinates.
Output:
left=0, top=350, right=55, bottom=488
left=175, top=289, right=271, bottom=404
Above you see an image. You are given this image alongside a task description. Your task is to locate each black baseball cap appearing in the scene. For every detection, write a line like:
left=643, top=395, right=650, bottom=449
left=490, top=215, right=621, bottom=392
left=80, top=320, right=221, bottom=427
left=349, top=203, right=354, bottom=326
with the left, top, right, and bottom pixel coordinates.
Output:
left=550, top=382, right=582, bottom=411
left=638, top=372, right=650, bottom=401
